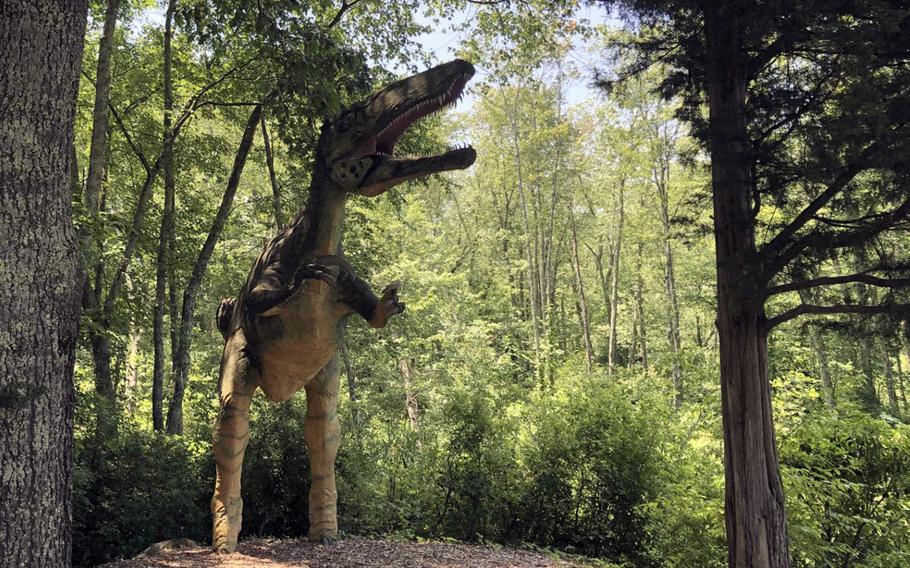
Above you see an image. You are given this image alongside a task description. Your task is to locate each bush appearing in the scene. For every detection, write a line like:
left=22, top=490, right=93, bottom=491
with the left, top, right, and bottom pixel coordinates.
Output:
left=73, top=428, right=211, bottom=567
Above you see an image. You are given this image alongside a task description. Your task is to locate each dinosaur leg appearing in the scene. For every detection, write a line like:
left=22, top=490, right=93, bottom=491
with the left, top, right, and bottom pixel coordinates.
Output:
left=211, top=339, right=258, bottom=553
left=304, top=355, right=341, bottom=544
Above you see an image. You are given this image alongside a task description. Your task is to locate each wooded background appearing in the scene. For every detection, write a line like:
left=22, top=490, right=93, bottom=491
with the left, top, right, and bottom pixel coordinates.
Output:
left=2, top=1, right=909, bottom=567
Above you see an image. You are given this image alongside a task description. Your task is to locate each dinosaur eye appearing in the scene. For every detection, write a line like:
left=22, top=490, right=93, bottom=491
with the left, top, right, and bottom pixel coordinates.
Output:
left=335, top=111, right=354, bottom=133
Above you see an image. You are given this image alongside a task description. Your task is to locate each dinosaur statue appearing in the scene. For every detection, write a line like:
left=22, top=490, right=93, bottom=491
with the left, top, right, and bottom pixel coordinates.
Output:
left=210, top=59, right=476, bottom=553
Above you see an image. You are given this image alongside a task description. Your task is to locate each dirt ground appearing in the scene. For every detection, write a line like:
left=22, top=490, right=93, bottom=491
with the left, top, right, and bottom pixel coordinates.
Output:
left=100, top=537, right=592, bottom=568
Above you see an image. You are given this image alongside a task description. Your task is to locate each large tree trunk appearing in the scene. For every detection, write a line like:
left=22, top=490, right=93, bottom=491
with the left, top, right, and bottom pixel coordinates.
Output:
left=152, top=0, right=178, bottom=431
left=704, top=5, right=790, bottom=567
left=166, top=103, right=264, bottom=434
left=0, top=2, right=87, bottom=565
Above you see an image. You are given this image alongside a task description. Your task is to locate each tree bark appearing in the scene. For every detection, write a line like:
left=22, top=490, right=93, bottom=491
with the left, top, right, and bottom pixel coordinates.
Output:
left=704, top=5, right=790, bottom=566
left=0, top=2, right=87, bottom=565
left=166, top=103, right=264, bottom=434
left=153, top=0, right=177, bottom=431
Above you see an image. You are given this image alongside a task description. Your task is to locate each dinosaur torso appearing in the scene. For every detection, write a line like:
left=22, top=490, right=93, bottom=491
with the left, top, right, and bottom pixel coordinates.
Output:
left=227, top=173, right=350, bottom=402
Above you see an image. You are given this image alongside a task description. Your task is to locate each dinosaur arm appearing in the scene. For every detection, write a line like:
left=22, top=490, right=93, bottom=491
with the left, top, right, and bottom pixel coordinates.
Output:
left=337, top=269, right=404, bottom=328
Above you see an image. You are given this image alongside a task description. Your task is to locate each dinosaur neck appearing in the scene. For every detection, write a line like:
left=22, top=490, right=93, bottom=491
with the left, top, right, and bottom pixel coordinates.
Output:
left=299, top=172, right=347, bottom=255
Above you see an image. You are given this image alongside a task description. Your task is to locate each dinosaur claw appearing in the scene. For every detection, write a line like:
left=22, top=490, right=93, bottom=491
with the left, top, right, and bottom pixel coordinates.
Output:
left=369, top=281, right=405, bottom=328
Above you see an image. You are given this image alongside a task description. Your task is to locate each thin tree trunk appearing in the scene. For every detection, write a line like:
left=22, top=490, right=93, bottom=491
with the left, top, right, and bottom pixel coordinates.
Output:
left=80, top=0, right=120, bottom=256
left=510, top=105, right=542, bottom=379
left=634, top=241, right=648, bottom=374
left=882, top=342, right=898, bottom=415
left=607, top=181, right=624, bottom=373
left=124, top=327, right=142, bottom=418
left=896, top=353, right=907, bottom=415
left=705, top=5, right=789, bottom=566
left=0, top=2, right=86, bottom=565
left=654, top=139, right=682, bottom=406
left=152, top=0, right=177, bottom=431
left=398, top=358, right=419, bottom=431
left=859, top=336, right=880, bottom=412
left=166, top=103, right=265, bottom=434
left=570, top=212, right=594, bottom=372
left=339, top=331, right=357, bottom=423
left=260, top=114, right=284, bottom=229
left=80, top=0, right=121, bottom=404
left=809, top=325, right=835, bottom=408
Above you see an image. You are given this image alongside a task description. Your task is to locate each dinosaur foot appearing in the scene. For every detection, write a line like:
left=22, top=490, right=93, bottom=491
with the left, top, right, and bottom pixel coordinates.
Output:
left=369, top=281, right=405, bottom=328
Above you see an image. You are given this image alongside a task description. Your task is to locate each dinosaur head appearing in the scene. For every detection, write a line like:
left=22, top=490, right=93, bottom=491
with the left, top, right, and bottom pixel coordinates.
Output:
left=321, top=59, right=477, bottom=196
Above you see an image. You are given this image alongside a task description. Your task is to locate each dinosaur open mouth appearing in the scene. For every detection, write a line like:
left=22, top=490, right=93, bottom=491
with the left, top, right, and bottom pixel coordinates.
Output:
left=353, top=67, right=475, bottom=161
left=375, top=70, right=473, bottom=156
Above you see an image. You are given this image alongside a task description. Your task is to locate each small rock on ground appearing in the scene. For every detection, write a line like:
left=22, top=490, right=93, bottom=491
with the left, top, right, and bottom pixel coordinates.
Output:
left=100, top=537, right=591, bottom=568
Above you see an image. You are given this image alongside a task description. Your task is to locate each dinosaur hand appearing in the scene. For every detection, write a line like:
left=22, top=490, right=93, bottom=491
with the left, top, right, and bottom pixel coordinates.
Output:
left=369, top=281, right=405, bottom=328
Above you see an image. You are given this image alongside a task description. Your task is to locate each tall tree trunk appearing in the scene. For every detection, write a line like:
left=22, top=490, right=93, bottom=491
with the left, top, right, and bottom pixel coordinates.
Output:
left=81, top=0, right=121, bottom=402
left=260, top=114, right=284, bottom=230
left=634, top=241, right=648, bottom=374
left=166, top=103, right=264, bottom=434
left=0, top=2, right=86, bottom=565
left=704, top=5, right=790, bottom=566
left=510, top=107, right=542, bottom=379
left=570, top=212, right=594, bottom=372
left=607, top=181, right=624, bottom=373
left=152, top=0, right=177, bottom=431
left=655, top=144, right=682, bottom=406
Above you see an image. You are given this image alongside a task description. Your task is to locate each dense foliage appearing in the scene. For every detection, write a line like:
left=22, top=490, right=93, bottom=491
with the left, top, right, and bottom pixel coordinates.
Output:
left=70, top=1, right=910, bottom=566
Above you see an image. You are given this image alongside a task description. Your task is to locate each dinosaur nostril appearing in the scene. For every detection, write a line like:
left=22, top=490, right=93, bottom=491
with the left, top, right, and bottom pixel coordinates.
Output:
left=349, top=166, right=357, bottom=173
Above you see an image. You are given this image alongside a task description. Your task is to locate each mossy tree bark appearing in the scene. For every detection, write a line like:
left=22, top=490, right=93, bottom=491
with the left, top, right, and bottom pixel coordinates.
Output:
left=0, top=1, right=87, bottom=565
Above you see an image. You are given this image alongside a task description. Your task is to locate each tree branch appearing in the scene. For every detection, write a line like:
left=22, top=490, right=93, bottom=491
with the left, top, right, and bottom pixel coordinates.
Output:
left=765, top=302, right=910, bottom=330
left=326, top=0, right=363, bottom=29
left=766, top=195, right=910, bottom=279
left=767, top=274, right=910, bottom=297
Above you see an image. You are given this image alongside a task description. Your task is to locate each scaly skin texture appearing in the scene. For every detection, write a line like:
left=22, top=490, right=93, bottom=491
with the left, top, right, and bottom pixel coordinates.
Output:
left=211, top=60, right=476, bottom=553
